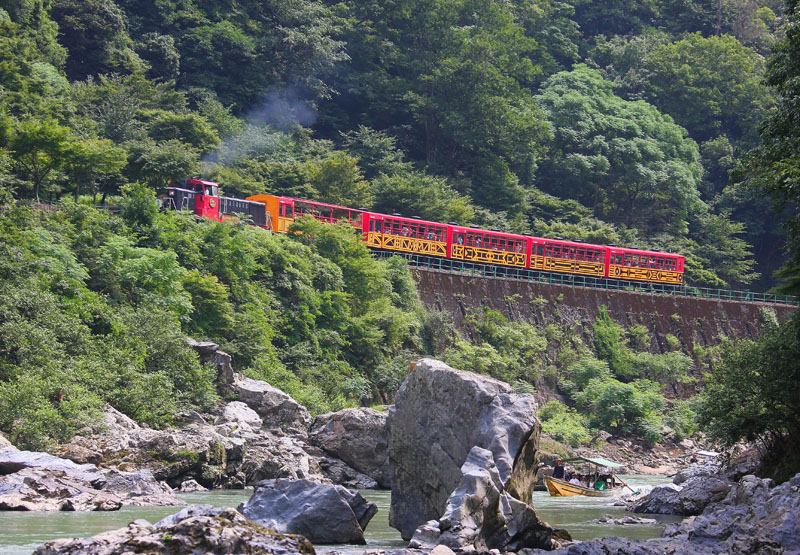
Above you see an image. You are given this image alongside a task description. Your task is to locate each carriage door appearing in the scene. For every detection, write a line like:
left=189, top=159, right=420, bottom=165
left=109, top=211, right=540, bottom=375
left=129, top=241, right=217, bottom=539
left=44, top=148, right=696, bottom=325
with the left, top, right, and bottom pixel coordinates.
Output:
left=368, top=217, right=383, bottom=248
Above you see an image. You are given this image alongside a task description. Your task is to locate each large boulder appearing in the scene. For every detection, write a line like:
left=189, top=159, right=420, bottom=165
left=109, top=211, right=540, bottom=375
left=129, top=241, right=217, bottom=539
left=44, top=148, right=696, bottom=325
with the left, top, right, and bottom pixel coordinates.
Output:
left=33, top=504, right=316, bottom=554
left=630, top=475, right=732, bottom=515
left=233, top=374, right=312, bottom=435
left=0, top=451, right=182, bottom=511
left=239, top=478, right=377, bottom=544
left=409, top=447, right=570, bottom=552
left=0, top=468, right=122, bottom=511
left=308, top=408, right=390, bottom=488
left=101, top=468, right=183, bottom=507
left=0, top=450, right=105, bottom=487
left=388, top=359, right=542, bottom=540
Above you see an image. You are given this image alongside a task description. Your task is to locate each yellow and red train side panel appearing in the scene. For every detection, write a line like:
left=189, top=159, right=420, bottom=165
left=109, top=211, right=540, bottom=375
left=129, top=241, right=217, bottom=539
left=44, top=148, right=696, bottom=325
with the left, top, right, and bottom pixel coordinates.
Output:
left=607, top=247, right=684, bottom=284
left=246, top=194, right=363, bottom=233
left=449, top=226, right=528, bottom=268
left=364, top=213, right=448, bottom=257
left=539, top=239, right=606, bottom=277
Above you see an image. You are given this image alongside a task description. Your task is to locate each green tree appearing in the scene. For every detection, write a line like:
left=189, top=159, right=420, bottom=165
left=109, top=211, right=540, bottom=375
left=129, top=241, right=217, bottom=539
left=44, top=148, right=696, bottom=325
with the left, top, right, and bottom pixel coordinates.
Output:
left=125, top=139, right=199, bottom=187
left=9, top=119, right=71, bottom=201
left=640, top=33, right=773, bottom=145
left=135, top=32, right=180, bottom=81
left=745, top=0, right=800, bottom=293
left=535, top=65, right=704, bottom=235
left=146, top=111, right=220, bottom=154
left=65, top=138, right=127, bottom=202
left=593, top=306, right=632, bottom=378
left=310, top=152, right=373, bottom=207
left=371, top=172, right=475, bottom=224
left=700, top=316, right=800, bottom=481
left=50, top=0, right=140, bottom=80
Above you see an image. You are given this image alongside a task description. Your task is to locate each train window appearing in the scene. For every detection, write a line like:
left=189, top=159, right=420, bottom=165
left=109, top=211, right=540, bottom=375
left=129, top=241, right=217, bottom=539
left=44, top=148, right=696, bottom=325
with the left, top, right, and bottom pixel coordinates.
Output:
left=370, top=219, right=382, bottom=232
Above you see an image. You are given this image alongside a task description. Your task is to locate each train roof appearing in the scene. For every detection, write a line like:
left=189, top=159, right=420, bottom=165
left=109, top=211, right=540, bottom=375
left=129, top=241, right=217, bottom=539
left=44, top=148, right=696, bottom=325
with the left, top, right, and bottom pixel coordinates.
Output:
left=449, top=223, right=531, bottom=240
left=367, top=211, right=449, bottom=228
left=185, top=178, right=219, bottom=186
left=277, top=195, right=363, bottom=213
left=608, top=245, right=684, bottom=259
left=539, top=236, right=608, bottom=250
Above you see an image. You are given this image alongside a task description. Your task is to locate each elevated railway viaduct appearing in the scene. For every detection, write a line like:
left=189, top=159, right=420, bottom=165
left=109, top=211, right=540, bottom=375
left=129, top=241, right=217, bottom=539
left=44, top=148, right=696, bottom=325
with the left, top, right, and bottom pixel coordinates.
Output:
left=412, top=268, right=797, bottom=354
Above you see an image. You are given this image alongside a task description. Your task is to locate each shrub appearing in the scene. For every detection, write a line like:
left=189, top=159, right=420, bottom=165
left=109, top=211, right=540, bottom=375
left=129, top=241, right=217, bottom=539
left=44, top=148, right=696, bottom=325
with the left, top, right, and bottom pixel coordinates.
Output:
left=593, top=306, right=632, bottom=377
left=539, top=400, right=590, bottom=447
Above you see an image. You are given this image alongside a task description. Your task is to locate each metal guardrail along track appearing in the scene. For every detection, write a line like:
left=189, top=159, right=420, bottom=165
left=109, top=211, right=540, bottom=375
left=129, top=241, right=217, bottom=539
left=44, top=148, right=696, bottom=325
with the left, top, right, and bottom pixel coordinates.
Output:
left=373, top=251, right=799, bottom=307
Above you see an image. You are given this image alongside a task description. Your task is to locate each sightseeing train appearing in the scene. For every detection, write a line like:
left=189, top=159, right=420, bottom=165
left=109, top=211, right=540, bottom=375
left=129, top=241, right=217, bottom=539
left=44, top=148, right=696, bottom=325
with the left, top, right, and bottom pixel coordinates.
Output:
left=163, top=178, right=685, bottom=285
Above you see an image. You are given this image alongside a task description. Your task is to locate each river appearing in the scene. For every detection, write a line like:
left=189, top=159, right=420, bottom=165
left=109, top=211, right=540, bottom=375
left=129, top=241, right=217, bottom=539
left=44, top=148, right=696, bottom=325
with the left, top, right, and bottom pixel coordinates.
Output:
left=0, top=475, right=678, bottom=554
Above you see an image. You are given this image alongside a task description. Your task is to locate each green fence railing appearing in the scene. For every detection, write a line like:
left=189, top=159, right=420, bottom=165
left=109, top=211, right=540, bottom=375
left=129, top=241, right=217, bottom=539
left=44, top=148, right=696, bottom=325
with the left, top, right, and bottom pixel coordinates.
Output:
left=372, top=251, right=799, bottom=307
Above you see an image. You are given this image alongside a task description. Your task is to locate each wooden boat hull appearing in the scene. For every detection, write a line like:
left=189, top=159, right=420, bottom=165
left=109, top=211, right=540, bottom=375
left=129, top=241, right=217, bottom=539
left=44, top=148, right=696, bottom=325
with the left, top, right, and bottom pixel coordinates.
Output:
left=543, top=475, right=616, bottom=497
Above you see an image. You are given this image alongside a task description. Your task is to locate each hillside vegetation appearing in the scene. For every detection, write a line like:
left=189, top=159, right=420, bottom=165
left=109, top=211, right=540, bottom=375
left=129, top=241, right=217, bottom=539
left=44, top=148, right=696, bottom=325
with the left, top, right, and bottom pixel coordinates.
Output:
left=1, top=0, right=799, bottom=478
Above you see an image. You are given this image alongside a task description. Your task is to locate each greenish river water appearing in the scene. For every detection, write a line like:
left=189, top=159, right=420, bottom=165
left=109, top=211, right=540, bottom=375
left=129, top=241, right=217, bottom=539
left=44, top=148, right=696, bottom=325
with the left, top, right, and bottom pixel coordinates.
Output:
left=0, top=475, right=678, bottom=554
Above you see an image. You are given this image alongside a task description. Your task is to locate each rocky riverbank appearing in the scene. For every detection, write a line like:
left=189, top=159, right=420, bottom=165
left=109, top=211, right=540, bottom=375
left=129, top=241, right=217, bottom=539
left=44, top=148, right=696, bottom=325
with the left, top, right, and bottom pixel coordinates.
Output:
left=6, top=352, right=798, bottom=554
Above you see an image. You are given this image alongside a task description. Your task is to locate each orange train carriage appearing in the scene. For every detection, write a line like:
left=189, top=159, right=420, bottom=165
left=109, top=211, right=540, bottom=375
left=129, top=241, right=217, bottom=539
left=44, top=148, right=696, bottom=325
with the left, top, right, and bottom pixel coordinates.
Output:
left=161, top=180, right=685, bottom=286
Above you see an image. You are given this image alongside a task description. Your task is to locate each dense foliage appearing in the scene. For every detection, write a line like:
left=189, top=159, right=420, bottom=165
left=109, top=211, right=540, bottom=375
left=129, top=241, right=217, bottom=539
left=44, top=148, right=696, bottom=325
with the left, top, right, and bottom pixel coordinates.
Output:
left=0, top=190, right=424, bottom=448
left=699, top=0, right=800, bottom=481
left=0, top=0, right=783, bottom=288
left=0, top=0, right=794, bottom=452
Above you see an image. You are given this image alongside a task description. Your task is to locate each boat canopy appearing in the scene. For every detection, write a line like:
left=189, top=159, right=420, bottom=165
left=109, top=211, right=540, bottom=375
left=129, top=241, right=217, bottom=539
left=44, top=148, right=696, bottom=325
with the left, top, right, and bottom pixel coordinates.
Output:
left=679, top=450, right=720, bottom=458
left=562, top=456, right=624, bottom=469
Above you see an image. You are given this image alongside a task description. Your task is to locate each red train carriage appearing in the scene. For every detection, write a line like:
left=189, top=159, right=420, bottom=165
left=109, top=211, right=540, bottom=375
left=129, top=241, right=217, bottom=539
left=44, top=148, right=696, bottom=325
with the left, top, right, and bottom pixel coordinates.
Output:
left=538, top=238, right=607, bottom=277
left=607, top=246, right=684, bottom=285
left=449, top=225, right=531, bottom=268
left=363, top=213, right=448, bottom=257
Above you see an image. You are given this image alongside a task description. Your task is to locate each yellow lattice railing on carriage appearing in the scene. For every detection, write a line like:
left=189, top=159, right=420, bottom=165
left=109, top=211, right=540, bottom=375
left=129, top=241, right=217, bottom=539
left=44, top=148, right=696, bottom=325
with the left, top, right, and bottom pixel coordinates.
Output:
left=451, top=245, right=526, bottom=268
left=378, top=234, right=447, bottom=257
left=542, top=257, right=605, bottom=277
left=609, top=265, right=683, bottom=284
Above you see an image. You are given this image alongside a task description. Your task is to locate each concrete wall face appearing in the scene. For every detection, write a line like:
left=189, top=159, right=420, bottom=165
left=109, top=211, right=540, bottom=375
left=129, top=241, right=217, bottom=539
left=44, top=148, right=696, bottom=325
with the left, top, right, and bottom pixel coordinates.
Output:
left=413, top=270, right=797, bottom=354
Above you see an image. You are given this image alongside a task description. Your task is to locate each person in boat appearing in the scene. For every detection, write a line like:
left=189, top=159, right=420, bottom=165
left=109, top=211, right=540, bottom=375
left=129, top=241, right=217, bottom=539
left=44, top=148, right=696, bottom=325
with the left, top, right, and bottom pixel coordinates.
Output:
left=569, top=475, right=581, bottom=486
left=553, top=459, right=565, bottom=479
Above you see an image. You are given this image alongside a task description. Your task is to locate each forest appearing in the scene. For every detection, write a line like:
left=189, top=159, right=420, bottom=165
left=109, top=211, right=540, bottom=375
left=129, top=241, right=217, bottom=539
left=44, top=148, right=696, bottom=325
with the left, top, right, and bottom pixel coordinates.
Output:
left=1, top=0, right=799, bottom=478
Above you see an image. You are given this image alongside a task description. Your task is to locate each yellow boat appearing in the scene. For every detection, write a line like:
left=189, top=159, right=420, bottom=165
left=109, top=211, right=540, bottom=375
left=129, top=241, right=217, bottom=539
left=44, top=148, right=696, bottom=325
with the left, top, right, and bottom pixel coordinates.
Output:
left=543, top=456, right=633, bottom=497
left=544, top=475, right=616, bottom=497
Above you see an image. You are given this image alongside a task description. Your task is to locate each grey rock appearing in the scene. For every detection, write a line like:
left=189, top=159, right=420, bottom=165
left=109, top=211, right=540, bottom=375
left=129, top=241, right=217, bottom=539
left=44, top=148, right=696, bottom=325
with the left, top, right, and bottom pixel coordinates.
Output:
left=631, top=475, right=732, bottom=515
left=187, top=338, right=235, bottom=387
left=214, top=401, right=263, bottom=434
left=309, top=408, right=390, bottom=488
left=179, top=478, right=208, bottom=492
left=388, top=359, right=541, bottom=540
left=315, top=454, right=378, bottom=490
left=0, top=468, right=122, bottom=511
left=537, top=473, right=800, bottom=554
left=34, top=504, right=316, bottom=554
left=591, top=514, right=657, bottom=525
left=672, top=463, right=719, bottom=485
left=239, top=478, right=377, bottom=544
left=100, top=468, right=183, bottom=506
left=0, top=450, right=106, bottom=488
left=0, top=450, right=182, bottom=511
left=409, top=447, right=570, bottom=552
left=0, top=434, right=16, bottom=451
left=233, top=373, right=312, bottom=435
left=58, top=406, right=328, bottom=489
